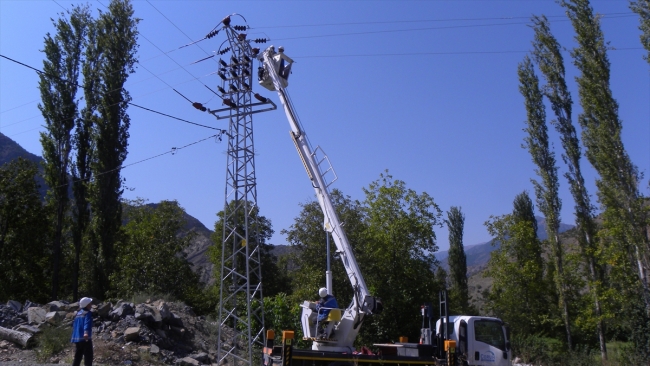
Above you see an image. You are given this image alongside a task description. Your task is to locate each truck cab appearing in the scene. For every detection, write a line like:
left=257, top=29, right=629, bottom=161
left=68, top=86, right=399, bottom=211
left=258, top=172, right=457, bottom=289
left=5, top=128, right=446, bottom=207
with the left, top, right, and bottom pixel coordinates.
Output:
left=436, top=316, right=511, bottom=366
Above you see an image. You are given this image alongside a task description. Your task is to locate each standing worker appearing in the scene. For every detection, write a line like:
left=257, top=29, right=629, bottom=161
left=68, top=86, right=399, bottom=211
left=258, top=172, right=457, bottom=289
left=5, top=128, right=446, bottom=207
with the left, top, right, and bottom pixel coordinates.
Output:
left=315, top=287, right=338, bottom=337
left=71, top=297, right=94, bottom=366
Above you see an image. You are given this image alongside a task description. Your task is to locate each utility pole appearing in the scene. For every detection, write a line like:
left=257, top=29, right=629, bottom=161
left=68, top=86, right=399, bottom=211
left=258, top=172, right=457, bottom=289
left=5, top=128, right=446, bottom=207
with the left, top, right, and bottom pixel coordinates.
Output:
left=207, top=14, right=275, bottom=366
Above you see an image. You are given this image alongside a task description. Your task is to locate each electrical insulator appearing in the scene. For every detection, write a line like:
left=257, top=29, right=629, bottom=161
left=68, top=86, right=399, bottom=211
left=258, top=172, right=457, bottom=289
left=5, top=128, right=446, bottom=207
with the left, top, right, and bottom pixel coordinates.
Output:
left=229, top=84, right=238, bottom=92
left=218, top=72, right=227, bottom=80
left=242, top=69, right=250, bottom=77
left=218, top=47, right=231, bottom=55
left=230, top=69, right=238, bottom=78
left=223, top=98, right=237, bottom=108
left=242, top=82, right=251, bottom=90
left=222, top=15, right=231, bottom=27
left=206, top=29, right=219, bottom=39
left=233, top=25, right=247, bottom=31
left=192, top=102, right=207, bottom=112
left=254, top=93, right=268, bottom=103
left=238, top=33, right=247, bottom=41
left=253, top=38, right=268, bottom=44
left=251, top=48, right=260, bottom=56
left=243, top=55, right=251, bottom=62
left=219, top=59, right=228, bottom=67
left=217, top=86, right=226, bottom=94
left=231, top=56, right=239, bottom=64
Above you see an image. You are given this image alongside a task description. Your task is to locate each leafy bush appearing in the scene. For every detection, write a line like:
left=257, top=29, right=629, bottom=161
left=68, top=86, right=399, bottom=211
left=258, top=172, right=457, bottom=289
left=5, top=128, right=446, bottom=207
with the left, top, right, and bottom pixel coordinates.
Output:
left=512, top=334, right=565, bottom=364
left=35, top=326, right=71, bottom=362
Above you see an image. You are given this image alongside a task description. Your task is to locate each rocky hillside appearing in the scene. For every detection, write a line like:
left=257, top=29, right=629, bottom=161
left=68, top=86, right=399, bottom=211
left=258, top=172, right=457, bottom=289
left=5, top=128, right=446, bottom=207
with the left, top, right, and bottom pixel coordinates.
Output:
left=180, top=211, right=215, bottom=286
left=0, top=298, right=232, bottom=365
left=0, top=133, right=217, bottom=287
left=0, top=133, right=47, bottom=198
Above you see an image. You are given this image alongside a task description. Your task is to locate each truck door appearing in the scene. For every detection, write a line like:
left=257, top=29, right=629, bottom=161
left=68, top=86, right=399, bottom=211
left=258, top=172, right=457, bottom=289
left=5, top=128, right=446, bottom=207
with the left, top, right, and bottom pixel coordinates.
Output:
left=469, top=319, right=510, bottom=366
left=459, top=320, right=468, bottom=356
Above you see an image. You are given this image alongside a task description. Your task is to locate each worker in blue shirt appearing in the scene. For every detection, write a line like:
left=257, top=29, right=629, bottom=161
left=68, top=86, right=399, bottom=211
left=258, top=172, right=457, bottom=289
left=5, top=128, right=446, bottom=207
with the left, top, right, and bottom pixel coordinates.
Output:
left=70, top=297, right=93, bottom=366
left=315, top=287, right=338, bottom=337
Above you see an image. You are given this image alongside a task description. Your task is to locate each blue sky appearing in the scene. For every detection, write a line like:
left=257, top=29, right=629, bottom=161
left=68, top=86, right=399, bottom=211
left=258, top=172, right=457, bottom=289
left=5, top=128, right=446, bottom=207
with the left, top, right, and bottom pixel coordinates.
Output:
left=1, top=0, right=648, bottom=251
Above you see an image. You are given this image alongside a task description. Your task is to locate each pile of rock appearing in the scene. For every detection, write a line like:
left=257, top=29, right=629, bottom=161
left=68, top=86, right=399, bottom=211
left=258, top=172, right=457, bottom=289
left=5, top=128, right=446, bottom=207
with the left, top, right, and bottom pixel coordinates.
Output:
left=0, top=299, right=225, bottom=365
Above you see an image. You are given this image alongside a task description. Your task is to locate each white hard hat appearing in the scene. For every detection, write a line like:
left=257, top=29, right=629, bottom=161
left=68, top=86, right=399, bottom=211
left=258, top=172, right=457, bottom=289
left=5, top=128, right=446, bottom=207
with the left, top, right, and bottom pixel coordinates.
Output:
left=79, top=297, right=92, bottom=309
left=318, top=288, right=328, bottom=298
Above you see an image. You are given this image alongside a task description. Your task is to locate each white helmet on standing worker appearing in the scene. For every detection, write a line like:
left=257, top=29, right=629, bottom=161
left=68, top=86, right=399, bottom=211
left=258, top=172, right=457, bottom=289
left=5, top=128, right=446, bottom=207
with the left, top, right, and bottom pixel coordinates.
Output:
left=318, top=287, right=328, bottom=298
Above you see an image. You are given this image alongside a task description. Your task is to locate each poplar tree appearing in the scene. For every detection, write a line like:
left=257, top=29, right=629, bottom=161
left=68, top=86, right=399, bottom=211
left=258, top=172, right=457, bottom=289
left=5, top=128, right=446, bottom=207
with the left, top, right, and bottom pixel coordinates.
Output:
left=70, top=18, right=97, bottom=300
left=630, top=0, right=650, bottom=63
left=530, top=15, right=607, bottom=359
left=446, top=206, right=469, bottom=314
left=562, top=0, right=650, bottom=315
left=86, top=0, right=139, bottom=297
left=518, top=55, right=572, bottom=349
left=485, top=192, right=550, bottom=337
left=38, top=6, right=90, bottom=300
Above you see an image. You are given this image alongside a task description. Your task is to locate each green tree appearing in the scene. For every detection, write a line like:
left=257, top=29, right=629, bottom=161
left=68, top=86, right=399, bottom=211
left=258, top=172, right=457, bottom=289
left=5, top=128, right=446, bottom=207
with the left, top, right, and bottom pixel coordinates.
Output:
left=281, top=189, right=366, bottom=307
left=358, top=172, right=443, bottom=343
left=72, top=9, right=101, bottom=301
left=263, top=293, right=304, bottom=344
left=86, top=0, right=139, bottom=297
left=446, top=206, right=470, bottom=314
left=0, top=158, right=50, bottom=302
left=562, top=0, right=650, bottom=317
left=484, top=192, right=552, bottom=338
left=518, top=55, right=572, bottom=348
left=112, top=199, right=205, bottom=307
left=631, top=0, right=650, bottom=63
left=209, top=201, right=288, bottom=300
left=281, top=174, right=444, bottom=344
left=38, top=5, right=90, bottom=300
left=530, top=15, right=607, bottom=359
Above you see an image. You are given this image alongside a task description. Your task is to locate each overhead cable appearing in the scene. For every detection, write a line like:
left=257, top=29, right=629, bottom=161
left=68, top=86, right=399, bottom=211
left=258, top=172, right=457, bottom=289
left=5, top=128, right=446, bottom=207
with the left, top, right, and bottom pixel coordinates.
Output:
left=51, top=133, right=223, bottom=189
left=253, top=12, right=635, bottom=29
left=273, top=14, right=636, bottom=41
left=0, top=54, right=221, bottom=132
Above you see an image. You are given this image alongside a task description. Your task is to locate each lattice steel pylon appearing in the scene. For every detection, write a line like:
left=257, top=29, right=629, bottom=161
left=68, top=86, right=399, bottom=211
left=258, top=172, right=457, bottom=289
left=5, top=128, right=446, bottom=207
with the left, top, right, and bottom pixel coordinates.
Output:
left=206, top=14, right=275, bottom=366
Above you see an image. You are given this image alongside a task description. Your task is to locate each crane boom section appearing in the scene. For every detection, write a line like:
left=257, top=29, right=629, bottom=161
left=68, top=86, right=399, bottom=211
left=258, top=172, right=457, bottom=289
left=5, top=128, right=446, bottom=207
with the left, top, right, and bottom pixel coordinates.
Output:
left=259, top=47, right=370, bottom=301
left=259, top=47, right=383, bottom=351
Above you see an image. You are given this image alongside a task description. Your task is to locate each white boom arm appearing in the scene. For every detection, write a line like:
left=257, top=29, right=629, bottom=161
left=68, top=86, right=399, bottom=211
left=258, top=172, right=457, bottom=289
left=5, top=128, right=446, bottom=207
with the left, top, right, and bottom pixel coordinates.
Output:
left=258, top=46, right=381, bottom=352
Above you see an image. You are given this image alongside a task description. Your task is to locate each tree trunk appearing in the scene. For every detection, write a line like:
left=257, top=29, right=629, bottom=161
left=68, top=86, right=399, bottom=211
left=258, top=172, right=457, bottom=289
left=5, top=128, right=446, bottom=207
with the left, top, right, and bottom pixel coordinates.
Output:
left=0, top=326, right=34, bottom=348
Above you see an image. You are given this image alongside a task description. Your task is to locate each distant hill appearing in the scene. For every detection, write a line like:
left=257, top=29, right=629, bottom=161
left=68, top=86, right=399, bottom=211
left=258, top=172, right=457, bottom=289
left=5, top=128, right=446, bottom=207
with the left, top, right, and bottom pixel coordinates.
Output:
left=0, top=133, right=42, bottom=165
left=435, top=216, right=574, bottom=276
left=0, top=133, right=220, bottom=285
left=0, top=132, right=47, bottom=197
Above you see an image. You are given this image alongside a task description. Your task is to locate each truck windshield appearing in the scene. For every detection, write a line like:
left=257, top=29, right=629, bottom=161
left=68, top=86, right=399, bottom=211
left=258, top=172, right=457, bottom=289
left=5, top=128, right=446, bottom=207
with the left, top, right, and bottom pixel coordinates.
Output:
left=474, top=320, right=506, bottom=351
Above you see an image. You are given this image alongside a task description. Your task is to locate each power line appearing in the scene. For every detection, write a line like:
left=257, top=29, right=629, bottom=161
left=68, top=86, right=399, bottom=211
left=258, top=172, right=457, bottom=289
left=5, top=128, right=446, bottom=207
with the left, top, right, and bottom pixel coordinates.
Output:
left=0, top=54, right=221, bottom=133
left=0, top=99, right=39, bottom=114
left=294, top=47, right=643, bottom=59
left=253, top=12, right=635, bottom=29
left=273, top=14, right=636, bottom=41
left=51, top=0, right=65, bottom=11
left=145, top=0, right=217, bottom=64
left=7, top=126, right=41, bottom=138
left=0, top=55, right=214, bottom=116
left=53, top=133, right=223, bottom=189
left=95, top=0, right=218, bottom=105
left=129, top=103, right=219, bottom=130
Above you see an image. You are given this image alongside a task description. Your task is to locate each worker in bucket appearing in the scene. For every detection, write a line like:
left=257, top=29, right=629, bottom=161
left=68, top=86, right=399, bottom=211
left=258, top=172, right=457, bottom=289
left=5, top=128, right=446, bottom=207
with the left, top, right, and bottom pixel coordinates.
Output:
left=315, top=287, right=338, bottom=337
